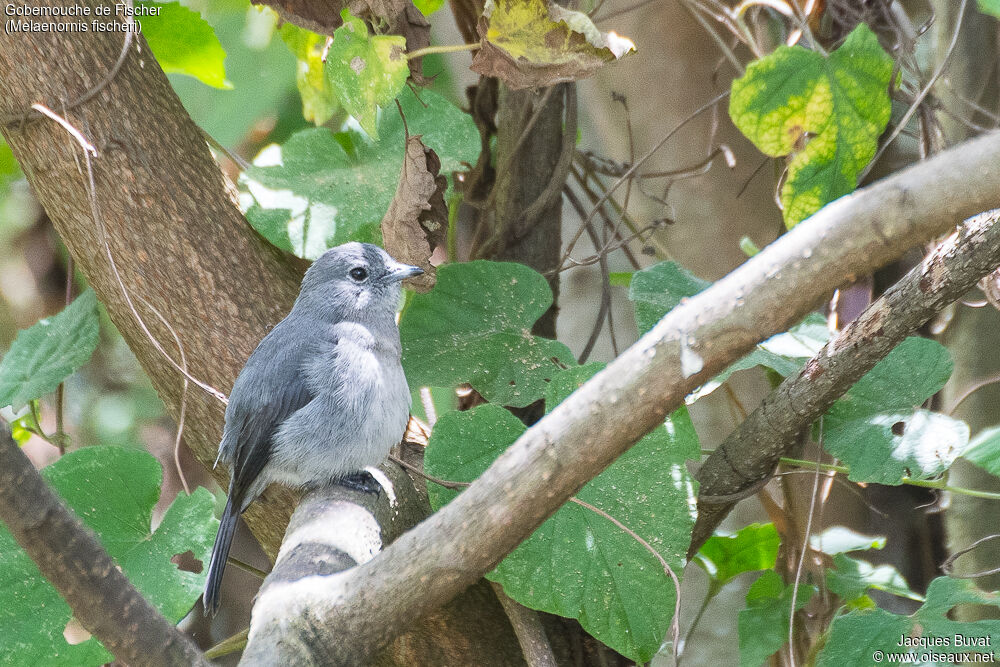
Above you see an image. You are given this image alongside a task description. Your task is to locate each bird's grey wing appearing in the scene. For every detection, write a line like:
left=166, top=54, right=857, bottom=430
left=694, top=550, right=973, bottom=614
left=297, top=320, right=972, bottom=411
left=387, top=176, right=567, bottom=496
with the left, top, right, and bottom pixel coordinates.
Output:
left=221, top=325, right=315, bottom=504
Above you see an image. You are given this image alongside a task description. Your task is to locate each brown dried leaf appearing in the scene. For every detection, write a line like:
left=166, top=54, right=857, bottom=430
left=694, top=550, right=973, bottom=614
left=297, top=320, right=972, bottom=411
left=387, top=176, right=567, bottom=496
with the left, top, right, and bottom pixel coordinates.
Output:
left=381, top=135, right=448, bottom=292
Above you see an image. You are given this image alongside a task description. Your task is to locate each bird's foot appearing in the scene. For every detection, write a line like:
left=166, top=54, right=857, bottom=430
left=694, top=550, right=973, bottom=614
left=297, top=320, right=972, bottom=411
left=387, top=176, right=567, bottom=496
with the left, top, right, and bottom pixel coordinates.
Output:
left=338, top=470, right=382, bottom=495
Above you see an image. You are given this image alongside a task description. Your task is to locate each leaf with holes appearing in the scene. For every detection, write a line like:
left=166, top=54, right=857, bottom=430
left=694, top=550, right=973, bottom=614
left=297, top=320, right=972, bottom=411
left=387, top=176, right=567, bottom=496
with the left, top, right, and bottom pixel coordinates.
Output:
left=729, top=24, right=893, bottom=227
left=143, top=2, right=230, bottom=89
left=0, top=290, right=99, bottom=412
left=818, top=578, right=1000, bottom=665
left=399, top=261, right=576, bottom=407
left=426, top=364, right=699, bottom=663
left=242, top=88, right=477, bottom=259
left=0, top=446, right=217, bottom=666
left=324, top=9, right=408, bottom=138
left=821, top=337, right=969, bottom=484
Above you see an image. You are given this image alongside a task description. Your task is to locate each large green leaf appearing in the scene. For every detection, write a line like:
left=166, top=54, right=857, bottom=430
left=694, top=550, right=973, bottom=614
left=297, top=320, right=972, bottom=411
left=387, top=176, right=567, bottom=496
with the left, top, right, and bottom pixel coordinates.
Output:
left=0, top=290, right=99, bottom=411
left=0, top=447, right=217, bottom=666
left=694, top=523, right=780, bottom=589
left=627, top=261, right=828, bottom=398
left=324, top=9, right=408, bottom=138
left=242, top=88, right=477, bottom=259
left=818, top=578, right=1000, bottom=665
left=143, top=2, right=230, bottom=89
left=821, top=337, right=968, bottom=484
left=738, top=571, right=815, bottom=667
left=426, top=364, right=699, bottom=663
left=400, top=261, right=576, bottom=407
left=729, top=24, right=893, bottom=227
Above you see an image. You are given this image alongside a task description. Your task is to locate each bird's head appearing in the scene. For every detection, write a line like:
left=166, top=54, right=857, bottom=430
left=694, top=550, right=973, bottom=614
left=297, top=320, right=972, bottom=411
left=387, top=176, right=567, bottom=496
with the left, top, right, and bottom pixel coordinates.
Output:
left=296, top=242, right=423, bottom=322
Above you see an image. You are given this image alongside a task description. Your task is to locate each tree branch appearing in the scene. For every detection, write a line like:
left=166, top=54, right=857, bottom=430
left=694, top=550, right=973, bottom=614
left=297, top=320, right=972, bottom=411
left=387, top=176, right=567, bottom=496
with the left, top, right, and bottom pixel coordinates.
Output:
left=0, top=428, right=209, bottom=666
left=241, top=464, right=528, bottom=666
left=691, top=208, right=1000, bottom=553
left=242, top=129, right=1000, bottom=663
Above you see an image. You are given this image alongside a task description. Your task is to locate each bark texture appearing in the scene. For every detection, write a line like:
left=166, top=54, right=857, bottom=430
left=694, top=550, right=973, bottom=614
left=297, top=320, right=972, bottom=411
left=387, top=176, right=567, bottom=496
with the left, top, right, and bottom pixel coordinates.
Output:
left=0, top=1, right=303, bottom=559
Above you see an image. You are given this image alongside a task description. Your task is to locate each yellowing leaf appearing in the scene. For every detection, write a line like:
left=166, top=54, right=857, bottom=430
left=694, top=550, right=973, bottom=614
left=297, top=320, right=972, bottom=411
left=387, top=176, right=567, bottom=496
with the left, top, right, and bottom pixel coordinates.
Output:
left=471, top=0, right=635, bottom=89
left=729, top=24, right=893, bottom=227
left=324, top=9, right=409, bottom=138
left=280, top=23, right=340, bottom=126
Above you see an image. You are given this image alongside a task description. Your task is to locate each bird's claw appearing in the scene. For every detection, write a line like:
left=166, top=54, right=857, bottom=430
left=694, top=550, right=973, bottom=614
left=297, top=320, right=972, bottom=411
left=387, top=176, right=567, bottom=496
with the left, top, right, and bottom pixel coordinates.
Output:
left=338, top=470, right=382, bottom=495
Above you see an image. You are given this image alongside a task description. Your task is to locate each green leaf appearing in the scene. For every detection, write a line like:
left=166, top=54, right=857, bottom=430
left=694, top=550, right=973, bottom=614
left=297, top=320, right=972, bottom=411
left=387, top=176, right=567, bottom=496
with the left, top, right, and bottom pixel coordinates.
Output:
left=627, top=261, right=829, bottom=397
left=280, top=22, right=340, bottom=125
left=242, top=88, right=477, bottom=259
left=0, top=290, right=99, bottom=412
left=729, top=24, right=893, bottom=227
left=694, top=523, right=780, bottom=588
left=822, top=337, right=968, bottom=484
left=166, top=6, right=300, bottom=148
left=979, top=0, right=1000, bottom=18
left=426, top=364, right=699, bottom=663
left=608, top=271, right=632, bottom=287
left=826, top=553, right=922, bottom=602
left=471, top=0, right=635, bottom=89
left=961, top=425, right=1000, bottom=476
left=324, top=9, right=408, bottom=138
left=0, top=446, right=217, bottom=666
left=694, top=313, right=829, bottom=397
left=413, top=0, right=446, bottom=15
left=400, top=261, right=576, bottom=407
left=628, top=260, right=710, bottom=334
left=818, top=578, right=1000, bottom=665
left=738, top=571, right=815, bottom=667
left=143, top=2, right=230, bottom=89
left=0, top=139, right=20, bottom=189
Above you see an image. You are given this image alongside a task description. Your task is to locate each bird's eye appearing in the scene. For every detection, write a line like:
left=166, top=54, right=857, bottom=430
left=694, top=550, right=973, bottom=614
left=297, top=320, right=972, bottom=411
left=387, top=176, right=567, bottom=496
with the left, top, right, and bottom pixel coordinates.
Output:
left=349, top=267, right=368, bottom=281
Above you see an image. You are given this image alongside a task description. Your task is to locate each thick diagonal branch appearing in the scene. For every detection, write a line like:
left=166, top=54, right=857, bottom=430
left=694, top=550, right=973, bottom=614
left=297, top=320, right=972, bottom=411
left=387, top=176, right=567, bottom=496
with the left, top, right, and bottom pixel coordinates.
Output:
left=690, top=210, right=1000, bottom=554
left=242, top=131, right=1000, bottom=664
left=0, top=429, right=210, bottom=666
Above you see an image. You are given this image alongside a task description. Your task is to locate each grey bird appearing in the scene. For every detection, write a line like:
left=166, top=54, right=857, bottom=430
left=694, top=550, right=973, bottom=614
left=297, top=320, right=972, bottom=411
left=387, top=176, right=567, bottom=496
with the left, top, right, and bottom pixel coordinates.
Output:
left=203, top=242, right=422, bottom=615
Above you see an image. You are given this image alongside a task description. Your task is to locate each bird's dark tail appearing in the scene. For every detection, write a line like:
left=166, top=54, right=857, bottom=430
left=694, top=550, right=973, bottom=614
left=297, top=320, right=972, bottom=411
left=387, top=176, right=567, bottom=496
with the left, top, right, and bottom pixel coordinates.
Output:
left=203, top=494, right=240, bottom=616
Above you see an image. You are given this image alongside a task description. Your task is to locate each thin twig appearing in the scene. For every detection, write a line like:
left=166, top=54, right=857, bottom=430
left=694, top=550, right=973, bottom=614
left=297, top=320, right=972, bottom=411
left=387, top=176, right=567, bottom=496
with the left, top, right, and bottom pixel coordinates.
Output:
left=860, top=0, right=969, bottom=181
left=490, top=582, right=559, bottom=667
left=136, top=296, right=191, bottom=496
left=787, top=420, right=823, bottom=667
left=560, top=91, right=728, bottom=265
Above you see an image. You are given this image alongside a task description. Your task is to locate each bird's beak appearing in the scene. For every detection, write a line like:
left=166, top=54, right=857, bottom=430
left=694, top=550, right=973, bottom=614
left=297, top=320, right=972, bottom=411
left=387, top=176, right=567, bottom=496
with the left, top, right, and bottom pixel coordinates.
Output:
left=388, top=262, right=424, bottom=282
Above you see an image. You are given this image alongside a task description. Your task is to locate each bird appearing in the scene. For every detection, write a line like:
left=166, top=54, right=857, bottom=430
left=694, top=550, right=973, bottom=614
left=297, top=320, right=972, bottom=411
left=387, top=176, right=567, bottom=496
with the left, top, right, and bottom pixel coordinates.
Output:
left=202, top=242, right=422, bottom=615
